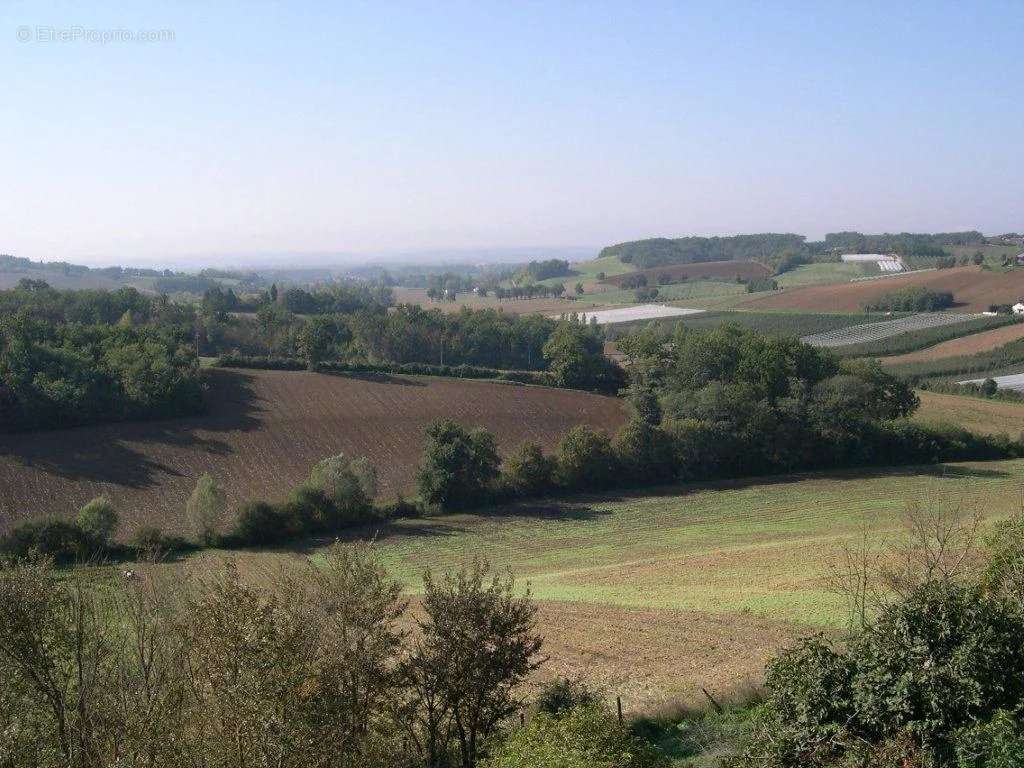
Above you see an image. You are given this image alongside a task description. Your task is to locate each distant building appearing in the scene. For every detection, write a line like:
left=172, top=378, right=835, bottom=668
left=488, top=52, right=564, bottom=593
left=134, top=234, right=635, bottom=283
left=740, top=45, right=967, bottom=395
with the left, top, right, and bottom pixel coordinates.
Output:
left=1013, top=302, right=1024, bottom=315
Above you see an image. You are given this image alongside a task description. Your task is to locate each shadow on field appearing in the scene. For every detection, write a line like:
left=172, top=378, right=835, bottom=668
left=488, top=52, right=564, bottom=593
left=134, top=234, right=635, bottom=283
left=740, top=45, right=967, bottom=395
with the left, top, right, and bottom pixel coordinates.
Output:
left=0, top=369, right=263, bottom=488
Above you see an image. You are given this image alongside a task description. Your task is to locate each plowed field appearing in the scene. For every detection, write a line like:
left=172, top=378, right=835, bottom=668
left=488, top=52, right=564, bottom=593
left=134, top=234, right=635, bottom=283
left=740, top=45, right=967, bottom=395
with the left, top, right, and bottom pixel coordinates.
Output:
left=0, top=369, right=626, bottom=536
left=738, top=266, right=1024, bottom=313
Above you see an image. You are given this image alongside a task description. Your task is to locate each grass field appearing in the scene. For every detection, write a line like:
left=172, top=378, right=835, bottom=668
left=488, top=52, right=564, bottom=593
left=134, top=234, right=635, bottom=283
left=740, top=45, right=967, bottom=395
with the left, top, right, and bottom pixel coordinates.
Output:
left=774, top=262, right=873, bottom=288
left=0, top=368, right=625, bottom=536
left=570, top=254, right=636, bottom=279
left=913, top=390, right=1024, bottom=436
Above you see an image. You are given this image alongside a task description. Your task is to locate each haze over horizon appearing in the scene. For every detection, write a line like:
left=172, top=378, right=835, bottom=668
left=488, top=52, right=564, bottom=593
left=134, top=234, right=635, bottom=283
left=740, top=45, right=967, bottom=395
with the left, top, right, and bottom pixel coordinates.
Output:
left=3, top=1, right=1022, bottom=268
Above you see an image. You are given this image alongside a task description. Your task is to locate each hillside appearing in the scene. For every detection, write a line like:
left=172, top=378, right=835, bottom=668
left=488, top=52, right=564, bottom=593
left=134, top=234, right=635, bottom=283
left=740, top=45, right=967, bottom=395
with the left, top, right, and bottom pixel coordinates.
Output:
left=600, top=259, right=771, bottom=286
left=737, top=265, right=1024, bottom=313
left=598, top=234, right=807, bottom=269
left=0, top=368, right=626, bottom=536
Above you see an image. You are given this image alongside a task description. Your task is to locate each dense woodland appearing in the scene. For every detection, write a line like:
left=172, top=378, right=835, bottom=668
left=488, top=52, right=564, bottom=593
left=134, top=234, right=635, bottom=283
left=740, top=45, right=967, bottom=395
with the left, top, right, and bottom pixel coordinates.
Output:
left=599, top=231, right=990, bottom=270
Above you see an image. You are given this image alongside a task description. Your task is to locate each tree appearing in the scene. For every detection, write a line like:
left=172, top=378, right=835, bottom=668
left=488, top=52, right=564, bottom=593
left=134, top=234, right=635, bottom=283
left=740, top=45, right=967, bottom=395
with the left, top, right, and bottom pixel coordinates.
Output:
left=186, top=473, right=227, bottom=546
left=403, top=559, right=543, bottom=768
left=501, top=442, right=555, bottom=496
left=542, top=322, right=623, bottom=393
left=612, top=418, right=676, bottom=484
left=76, top=495, right=119, bottom=548
left=309, top=453, right=378, bottom=513
left=556, top=425, right=619, bottom=490
left=415, top=420, right=500, bottom=510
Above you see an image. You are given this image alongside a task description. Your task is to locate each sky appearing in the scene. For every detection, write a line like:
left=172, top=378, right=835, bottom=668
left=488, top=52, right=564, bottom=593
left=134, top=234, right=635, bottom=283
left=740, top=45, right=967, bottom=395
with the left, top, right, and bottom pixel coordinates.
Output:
left=2, top=1, right=1023, bottom=268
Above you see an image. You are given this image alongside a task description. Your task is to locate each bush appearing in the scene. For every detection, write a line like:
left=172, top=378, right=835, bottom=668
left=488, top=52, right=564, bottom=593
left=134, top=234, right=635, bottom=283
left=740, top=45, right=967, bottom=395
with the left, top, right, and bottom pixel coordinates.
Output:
left=954, top=710, right=1024, bottom=768
left=502, top=443, right=556, bottom=497
left=233, top=501, right=287, bottom=546
left=0, top=519, right=92, bottom=563
left=76, top=495, right=119, bottom=547
left=483, top=704, right=669, bottom=768
left=535, top=677, right=600, bottom=715
left=748, top=581, right=1024, bottom=765
left=555, top=425, right=619, bottom=490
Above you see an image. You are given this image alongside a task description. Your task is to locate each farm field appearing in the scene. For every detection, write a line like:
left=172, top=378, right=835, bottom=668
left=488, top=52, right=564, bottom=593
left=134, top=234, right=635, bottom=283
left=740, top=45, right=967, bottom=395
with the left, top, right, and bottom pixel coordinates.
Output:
left=0, top=368, right=626, bottom=536
left=801, top=312, right=980, bottom=348
left=555, top=304, right=706, bottom=325
left=959, top=372, right=1024, bottom=393
left=604, top=310, right=878, bottom=341
left=737, top=265, right=1024, bottom=313
left=569, top=253, right=635, bottom=279
left=913, top=391, right=1024, bottom=436
left=600, top=260, right=770, bottom=287
left=576, top=280, right=749, bottom=306
left=774, top=262, right=874, bottom=287
left=881, top=322, right=1024, bottom=365
left=391, top=287, right=603, bottom=315
left=244, top=458, right=1024, bottom=706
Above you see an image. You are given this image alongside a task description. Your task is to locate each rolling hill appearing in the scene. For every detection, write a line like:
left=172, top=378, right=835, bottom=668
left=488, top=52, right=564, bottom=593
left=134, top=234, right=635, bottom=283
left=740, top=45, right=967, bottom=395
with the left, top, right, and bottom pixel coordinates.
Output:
left=737, top=266, right=1024, bottom=313
left=0, top=368, right=626, bottom=536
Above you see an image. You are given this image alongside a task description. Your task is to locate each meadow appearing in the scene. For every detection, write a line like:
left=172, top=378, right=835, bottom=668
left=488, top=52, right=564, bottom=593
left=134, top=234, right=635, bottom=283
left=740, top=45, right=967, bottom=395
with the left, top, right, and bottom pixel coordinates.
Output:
left=223, top=457, right=1024, bottom=707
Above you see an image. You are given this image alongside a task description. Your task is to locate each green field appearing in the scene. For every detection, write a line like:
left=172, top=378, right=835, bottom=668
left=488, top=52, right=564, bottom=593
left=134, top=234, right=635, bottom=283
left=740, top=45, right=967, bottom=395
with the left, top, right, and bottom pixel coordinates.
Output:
left=570, top=254, right=636, bottom=279
left=604, top=309, right=875, bottom=340
left=330, top=460, right=1024, bottom=628
left=578, top=279, right=748, bottom=306
left=774, top=262, right=874, bottom=287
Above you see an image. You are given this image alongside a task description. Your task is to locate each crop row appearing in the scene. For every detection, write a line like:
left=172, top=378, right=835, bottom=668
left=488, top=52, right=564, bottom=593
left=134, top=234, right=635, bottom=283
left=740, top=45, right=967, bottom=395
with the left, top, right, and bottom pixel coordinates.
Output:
left=801, top=313, right=981, bottom=348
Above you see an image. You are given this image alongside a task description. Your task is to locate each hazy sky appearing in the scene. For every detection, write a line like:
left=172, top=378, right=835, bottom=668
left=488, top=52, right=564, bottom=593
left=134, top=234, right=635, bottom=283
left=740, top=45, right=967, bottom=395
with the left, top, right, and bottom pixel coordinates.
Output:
left=3, top=1, right=1023, bottom=267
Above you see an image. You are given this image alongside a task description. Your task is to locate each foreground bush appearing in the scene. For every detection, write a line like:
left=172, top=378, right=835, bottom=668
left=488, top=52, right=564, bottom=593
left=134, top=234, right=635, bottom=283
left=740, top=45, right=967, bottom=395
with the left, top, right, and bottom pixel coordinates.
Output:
left=739, top=581, right=1024, bottom=766
left=483, top=704, right=669, bottom=768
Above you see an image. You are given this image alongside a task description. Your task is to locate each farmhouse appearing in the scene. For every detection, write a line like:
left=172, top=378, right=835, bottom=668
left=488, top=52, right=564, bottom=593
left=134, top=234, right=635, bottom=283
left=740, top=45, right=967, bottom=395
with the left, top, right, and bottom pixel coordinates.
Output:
left=1013, top=301, right=1024, bottom=315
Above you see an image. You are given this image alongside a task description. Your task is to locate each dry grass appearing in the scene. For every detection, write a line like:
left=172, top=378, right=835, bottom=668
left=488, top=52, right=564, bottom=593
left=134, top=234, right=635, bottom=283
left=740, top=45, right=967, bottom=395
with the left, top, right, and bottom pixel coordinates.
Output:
left=913, top=390, right=1024, bottom=437
left=0, top=368, right=625, bottom=536
left=881, top=322, right=1024, bottom=364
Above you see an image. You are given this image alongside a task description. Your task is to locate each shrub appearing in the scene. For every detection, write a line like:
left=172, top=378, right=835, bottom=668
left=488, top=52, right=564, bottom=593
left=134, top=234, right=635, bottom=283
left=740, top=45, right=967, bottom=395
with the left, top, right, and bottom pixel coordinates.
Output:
left=483, top=704, right=669, bottom=768
left=954, top=710, right=1024, bottom=768
left=502, top=443, right=556, bottom=497
left=535, top=677, right=600, bottom=715
left=76, top=495, right=119, bottom=548
left=555, top=425, right=619, bottom=490
left=0, top=519, right=91, bottom=563
left=233, top=500, right=287, bottom=546
left=186, top=473, right=227, bottom=546
left=130, top=525, right=165, bottom=551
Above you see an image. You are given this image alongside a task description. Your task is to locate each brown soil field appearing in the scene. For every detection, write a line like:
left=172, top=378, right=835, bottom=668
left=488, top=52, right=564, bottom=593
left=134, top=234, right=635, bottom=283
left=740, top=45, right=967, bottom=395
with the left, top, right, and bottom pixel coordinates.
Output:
left=913, top=390, right=1024, bottom=437
left=602, top=260, right=771, bottom=287
left=0, top=369, right=626, bottom=537
left=880, top=322, right=1024, bottom=365
left=736, top=266, right=1024, bottom=313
